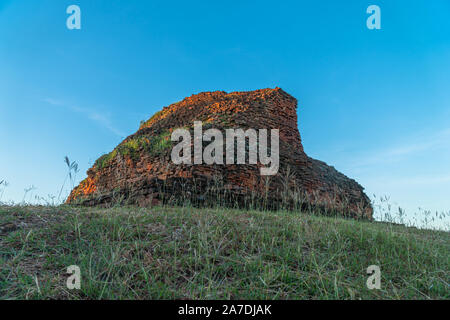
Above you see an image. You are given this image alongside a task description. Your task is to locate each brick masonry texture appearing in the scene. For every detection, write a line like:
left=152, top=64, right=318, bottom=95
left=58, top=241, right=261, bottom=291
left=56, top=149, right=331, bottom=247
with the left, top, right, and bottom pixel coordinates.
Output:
left=67, top=88, right=373, bottom=219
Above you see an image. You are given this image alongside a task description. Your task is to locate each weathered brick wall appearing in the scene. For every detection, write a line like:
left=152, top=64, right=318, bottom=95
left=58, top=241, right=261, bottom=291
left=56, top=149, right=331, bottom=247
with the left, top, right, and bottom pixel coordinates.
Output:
left=67, top=88, right=373, bottom=219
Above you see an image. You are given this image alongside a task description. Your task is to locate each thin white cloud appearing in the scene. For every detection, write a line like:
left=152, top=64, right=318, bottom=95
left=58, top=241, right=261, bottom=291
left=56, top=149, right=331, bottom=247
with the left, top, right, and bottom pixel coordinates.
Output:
left=351, top=128, right=450, bottom=167
left=398, top=174, right=450, bottom=186
left=85, top=111, right=124, bottom=137
left=44, top=98, right=65, bottom=106
left=44, top=98, right=124, bottom=137
left=367, top=173, right=450, bottom=188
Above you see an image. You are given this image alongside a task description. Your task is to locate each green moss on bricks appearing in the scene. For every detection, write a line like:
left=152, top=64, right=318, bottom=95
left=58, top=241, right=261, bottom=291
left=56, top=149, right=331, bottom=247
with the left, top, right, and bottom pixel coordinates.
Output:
left=148, top=131, right=172, bottom=156
left=94, top=131, right=173, bottom=169
left=95, top=149, right=118, bottom=169
left=118, top=139, right=143, bottom=160
left=140, top=110, right=164, bottom=129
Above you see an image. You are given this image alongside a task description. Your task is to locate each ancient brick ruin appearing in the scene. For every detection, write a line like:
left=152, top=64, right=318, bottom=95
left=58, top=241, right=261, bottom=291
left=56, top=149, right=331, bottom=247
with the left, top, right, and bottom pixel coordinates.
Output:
left=67, top=88, right=373, bottom=219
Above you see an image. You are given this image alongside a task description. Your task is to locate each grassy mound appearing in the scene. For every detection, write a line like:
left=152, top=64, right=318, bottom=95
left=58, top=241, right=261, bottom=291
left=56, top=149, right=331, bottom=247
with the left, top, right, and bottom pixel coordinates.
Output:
left=0, top=205, right=448, bottom=299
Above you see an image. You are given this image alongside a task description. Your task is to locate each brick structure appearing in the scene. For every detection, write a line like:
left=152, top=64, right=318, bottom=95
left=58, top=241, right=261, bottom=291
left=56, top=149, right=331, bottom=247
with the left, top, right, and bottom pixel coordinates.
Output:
left=67, top=88, right=372, bottom=219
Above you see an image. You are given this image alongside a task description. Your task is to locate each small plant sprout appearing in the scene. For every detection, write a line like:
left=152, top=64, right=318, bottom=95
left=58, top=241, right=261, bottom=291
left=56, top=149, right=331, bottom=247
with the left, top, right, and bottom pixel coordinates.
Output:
left=58, top=156, right=80, bottom=202
left=0, top=180, right=8, bottom=202
left=22, top=185, right=37, bottom=204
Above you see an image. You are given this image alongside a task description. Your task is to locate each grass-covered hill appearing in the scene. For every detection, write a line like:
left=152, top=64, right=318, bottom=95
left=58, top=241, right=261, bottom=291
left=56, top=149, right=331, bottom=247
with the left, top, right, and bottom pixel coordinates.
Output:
left=0, top=205, right=448, bottom=299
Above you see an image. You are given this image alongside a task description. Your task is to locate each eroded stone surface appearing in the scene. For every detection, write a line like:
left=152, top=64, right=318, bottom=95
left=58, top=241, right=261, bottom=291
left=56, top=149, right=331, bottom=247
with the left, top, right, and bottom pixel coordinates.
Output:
left=67, top=88, right=372, bottom=219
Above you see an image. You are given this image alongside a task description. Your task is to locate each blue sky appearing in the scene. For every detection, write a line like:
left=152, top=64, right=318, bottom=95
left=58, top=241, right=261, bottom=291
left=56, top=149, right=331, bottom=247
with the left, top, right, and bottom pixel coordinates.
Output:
left=1, top=1, right=449, bottom=226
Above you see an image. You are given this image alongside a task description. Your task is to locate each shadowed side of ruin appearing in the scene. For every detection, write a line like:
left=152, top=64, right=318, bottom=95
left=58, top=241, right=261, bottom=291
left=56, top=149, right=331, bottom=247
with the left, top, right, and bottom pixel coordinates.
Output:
left=67, top=88, right=373, bottom=219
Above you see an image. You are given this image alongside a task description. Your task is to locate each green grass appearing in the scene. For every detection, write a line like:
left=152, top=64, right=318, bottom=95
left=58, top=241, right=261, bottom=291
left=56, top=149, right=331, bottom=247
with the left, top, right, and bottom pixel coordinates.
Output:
left=95, top=150, right=118, bottom=169
left=0, top=205, right=448, bottom=299
left=139, top=110, right=164, bottom=129
left=93, top=132, right=172, bottom=169
left=147, top=131, right=172, bottom=156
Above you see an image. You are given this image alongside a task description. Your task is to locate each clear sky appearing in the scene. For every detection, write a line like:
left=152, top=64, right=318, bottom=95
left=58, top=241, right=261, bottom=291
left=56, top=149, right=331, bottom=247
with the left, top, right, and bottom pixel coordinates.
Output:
left=1, top=1, right=449, bottom=227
